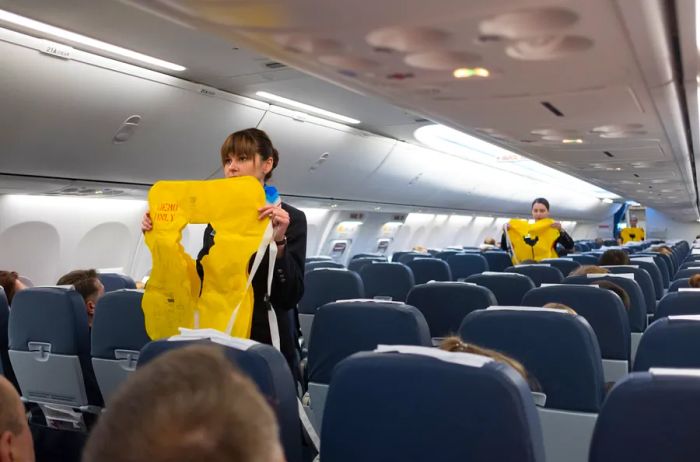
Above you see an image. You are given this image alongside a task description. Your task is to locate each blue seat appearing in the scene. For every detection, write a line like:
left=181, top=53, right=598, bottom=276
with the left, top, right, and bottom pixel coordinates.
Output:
left=306, top=261, right=344, bottom=271
left=0, top=289, right=17, bottom=390
left=298, top=269, right=364, bottom=344
left=460, top=307, right=605, bottom=412
left=679, top=261, right=700, bottom=271
left=540, top=258, right=581, bottom=277
left=9, top=287, right=103, bottom=428
left=653, top=292, right=700, bottom=322
left=98, top=273, right=136, bottom=293
left=633, top=316, right=700, bottom=371
left=589, top=371, right=700, bottom=462
left=350, top=253, right=385, bottom=261
left=347, top=257, right=378, bottom=274
left=674, top=268, right=700, bottom=280
left=522, top=285, right=630, bottom=361
left=445, top=254, right=488, bottom=280
left=628, top=259, right=664, bottom=300
left=434, top=250, right=461, bottom=261
left=636, top=253, right=671, bottom=288
left=505, top=265, right=564, bottom=287
left=668, top=277, right=689, bottom=292
left=306, top=256, right=333, bottom=263
left=321, top=348, right=545, bottom=462
left=602, top=266, right=656, bottom=315
left=406, top=283, right=496, bottom=338
left=569, top=254, right=599, bottom=265
left=397, top=252, right=430, bottom=264
left=91, top=289, right=151, bottom=402
left=563, top=275, right=647, bottom=333
left=406, top=258, right=452, bottom=284
left=465, top=272, right=536, bottom=306
left=139, top=337, right=303, bottom=462
left=307, top=301, right=431, bottom=385
left=482, top=251, right=513, bottom=272
left=359, top=262, right=414, bottom=302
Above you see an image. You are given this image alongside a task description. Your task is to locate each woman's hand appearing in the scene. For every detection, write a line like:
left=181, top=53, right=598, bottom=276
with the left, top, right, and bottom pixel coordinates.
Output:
left=258, top=205, right=290, bottom=244
left=550, top=221, right=562, bottom=231
left=141, top=211, right=153, bottom=233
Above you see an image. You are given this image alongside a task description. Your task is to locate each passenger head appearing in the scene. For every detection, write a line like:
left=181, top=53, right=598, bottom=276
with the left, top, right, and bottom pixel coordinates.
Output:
left=531, top=198, right=550, bottom=221
left=591, top=280, right=630, bottom=311
left=0, top=376, right=34, bottom=462
left=629, top=215, right=638, bottom=227
left=689, top=274, right=700, bottom=288
left=82, top=345, right=284, bottom=462
left=56, top=269, right=104, bottom=327
left=594, top=238, right=604, bottom=246
left=439, top=337, right=541, bottom=392
left=0, top=271, right=25, bottom=305
left=483, top=237, right=496, bottom=246
left=543, top=302, right=577, bottom=315
left=220, top=128, right=279, bottom=183
left=599, top=249, right=630, bottom=266
left=570, top=265, right=610, bottom=277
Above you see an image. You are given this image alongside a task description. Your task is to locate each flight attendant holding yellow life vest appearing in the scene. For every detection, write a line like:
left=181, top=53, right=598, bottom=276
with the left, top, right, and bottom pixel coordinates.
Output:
left=500, top=198, right=575, bottom=263
left=619, top=215, right=645, bottom=244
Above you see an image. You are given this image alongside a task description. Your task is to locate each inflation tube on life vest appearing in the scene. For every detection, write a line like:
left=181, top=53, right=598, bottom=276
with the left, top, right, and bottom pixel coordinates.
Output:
left=142, top=176, right=269, bottom=340
left=505, top=218, right=560, bottom=264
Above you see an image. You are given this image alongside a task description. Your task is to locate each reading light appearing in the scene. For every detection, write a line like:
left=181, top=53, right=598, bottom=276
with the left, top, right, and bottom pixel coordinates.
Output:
left=256, top=91, right=361, bottom=124
left=562, top=139, right=583, bottom=144
left=453, top=67, right=490, bottom=79
left=0, top=8, right=186, bottom=71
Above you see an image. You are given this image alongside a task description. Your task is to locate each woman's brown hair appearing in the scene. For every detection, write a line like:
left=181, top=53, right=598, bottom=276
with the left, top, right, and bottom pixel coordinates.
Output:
left=220, top=128, right=279, bottom=181
left=0, top=271, right=19, bottom=304
left=439, top=337, right=541, bottom=392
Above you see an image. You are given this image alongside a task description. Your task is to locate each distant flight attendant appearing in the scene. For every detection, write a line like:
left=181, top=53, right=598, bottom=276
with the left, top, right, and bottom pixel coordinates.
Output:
left=618, top=215, right=645, bottom=244
left=500, top=198, right=575, bottom=260
left=142, top=128, right=307, bottom=377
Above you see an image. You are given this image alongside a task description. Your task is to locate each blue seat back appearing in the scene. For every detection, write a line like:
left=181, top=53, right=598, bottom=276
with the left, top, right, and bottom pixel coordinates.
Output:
left=679, top=261, right=700, bottom=271
left=628, top=259, right=664, bottom=300
left=540, top=258, right=581, bottom=277
left=668, top=277, right=689, bottom=292
left=306, top=256, right=332, bottom=263
left=674, top=268, right=700, bottom=280
left=0, top=289, right=17, bottom=389
left=589, top=371, right=700, bottom=462
left=482, top=251, right=513, bottom=272
left=306, top=261, right=344, bottom=271
left=406, top=258, right=452, bottom=284
left=637, top=253, right=671, bottom=288
left=322, top=349, right=545, bottom=462
left=347, top=257, right=378, bottom=274
left=98, top=273, right=136, bottom=293
left=569, top=254, right=599, bottom=265
left=298, top=268, right=364, bottom=315
left=406, top=283, right=496, bottom=338
left=351, top=253, right=385, bottom=261
left=445, top=254, right=489, bottom=280
left=654, top=292, right=700, bottom=321
left=522, top=285, right=630, bottom=360
left=465, top=272, right=535, bottom=306
left=460, top=308, right=605, bottom=412
left=564, top=275, right=646, bottom=332
left=435, top=250, right=461, bottom=261
left=504, top=265, right=564, bottom=287
left=359, top=262, right=414, bottom=302
left=634, top=316, right=700, bottom=371
left=397, top=252, right=430, bottom=264
left=307, top=301, right=431, bottom=384
left=603, top=266, right=656, bottom=314
left=139, top=338, right=302, bottom=462
left=9, top=287, right=103, bottom=406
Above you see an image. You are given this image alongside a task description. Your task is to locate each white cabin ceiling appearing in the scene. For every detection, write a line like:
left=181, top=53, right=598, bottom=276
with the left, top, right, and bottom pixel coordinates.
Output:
left=0, top=0, right=698, bottom=220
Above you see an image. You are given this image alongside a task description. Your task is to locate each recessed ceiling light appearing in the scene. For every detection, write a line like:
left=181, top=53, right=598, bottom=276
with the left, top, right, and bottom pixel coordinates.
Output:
left=562, top=138, right=583, bottom=144
left=602, top=198, right=613, bottom=204
left=0, top=8, right=186, bottom=71
left=453, top=67, right=490, bottom=78
left=330, top=204, right=338, bottom=208
left=256, top=91, right=360, bottom=124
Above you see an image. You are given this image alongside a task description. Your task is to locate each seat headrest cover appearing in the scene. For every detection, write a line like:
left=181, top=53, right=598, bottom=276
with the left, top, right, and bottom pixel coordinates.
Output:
left=374, top=344, right=492, bottom=368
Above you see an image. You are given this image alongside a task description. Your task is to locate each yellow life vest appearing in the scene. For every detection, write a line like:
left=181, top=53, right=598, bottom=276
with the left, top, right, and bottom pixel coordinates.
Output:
left=620, top=227, right=645, bottom=244
left=506, top=218, right=561, bottom=264
left=142, top=177, right=269, bottom=340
